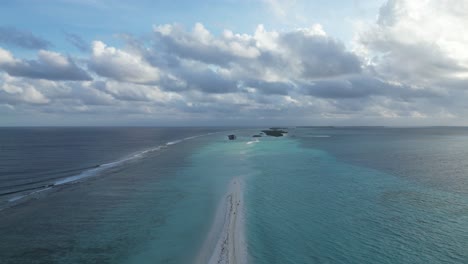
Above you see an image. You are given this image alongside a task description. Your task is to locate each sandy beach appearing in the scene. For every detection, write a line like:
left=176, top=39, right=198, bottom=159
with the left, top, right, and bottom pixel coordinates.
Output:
left=197, top=177, right=246, bottom=264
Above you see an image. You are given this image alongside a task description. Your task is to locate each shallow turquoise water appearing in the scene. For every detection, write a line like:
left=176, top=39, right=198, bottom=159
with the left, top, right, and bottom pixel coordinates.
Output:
left=123, top=133, right=255, bottom=263
left=244, top=133, right=468, bottom=263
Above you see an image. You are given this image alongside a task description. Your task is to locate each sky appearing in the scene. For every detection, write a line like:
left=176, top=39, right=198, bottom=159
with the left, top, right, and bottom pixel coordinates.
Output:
left=1, top=0, right=468, bottom=126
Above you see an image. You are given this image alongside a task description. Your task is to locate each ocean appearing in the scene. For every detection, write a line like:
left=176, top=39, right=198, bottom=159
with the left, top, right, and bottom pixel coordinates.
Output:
left=0, top=127, right=467, bottom=263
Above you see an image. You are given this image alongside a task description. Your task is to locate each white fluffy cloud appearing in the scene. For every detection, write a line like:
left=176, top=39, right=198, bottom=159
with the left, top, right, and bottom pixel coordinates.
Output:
left=0, top=47, right=91, bottom=81
left=152, top=23, right=361, bottom=83
left=358, top=0, right=468, bottom=85
left=96, top=80, right=183, bottom=103
left=89, top=41, right=160, bottom=84
left=0, top=48, right=15, bottom=64
left=2, top=0, right=468, bottom=125
left=0, top=73, right=49, bottom=104
left=153, top=23, right=261, bottom=64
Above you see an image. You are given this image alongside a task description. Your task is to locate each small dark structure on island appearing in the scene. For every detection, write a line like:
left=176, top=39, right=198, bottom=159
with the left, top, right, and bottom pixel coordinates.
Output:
left=228, top=134, right=237, bottom=140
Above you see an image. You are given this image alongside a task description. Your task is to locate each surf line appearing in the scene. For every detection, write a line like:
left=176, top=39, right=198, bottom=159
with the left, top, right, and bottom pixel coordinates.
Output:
left=197, top=177, right=247, bottom=264
left=3, top=132, right=221, bottom=209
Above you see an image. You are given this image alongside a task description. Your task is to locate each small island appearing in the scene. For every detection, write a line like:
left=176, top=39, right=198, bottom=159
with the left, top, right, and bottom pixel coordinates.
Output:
left=261, top=128, right=288, bottom=137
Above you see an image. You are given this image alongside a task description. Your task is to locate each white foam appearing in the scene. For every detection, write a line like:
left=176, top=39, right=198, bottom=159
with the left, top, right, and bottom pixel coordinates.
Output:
left=246, top=139, right=260, bottom=145
left=7, top=187, right=52, bottom=203
left=183, top=135, right=200, bottom=140
left=54, top=132, right=219, bottom=186
left=53, top=148, right=156, bottom=186
left=166, top=140, right=182, bottom=146
left=8, top=194, right=25, bottom=203
left=167, top=132, right=218, bottom=146
left=4, top=131, right=220, bottom=207
left=54, top=165, right=108, bottom=185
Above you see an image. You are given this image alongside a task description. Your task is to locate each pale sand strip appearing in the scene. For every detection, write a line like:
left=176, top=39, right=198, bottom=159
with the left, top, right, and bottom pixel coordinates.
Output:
left=197, top=177, right=246, bottom=264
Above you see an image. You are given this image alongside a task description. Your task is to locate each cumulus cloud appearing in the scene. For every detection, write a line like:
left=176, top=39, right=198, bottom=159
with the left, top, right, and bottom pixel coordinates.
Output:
left=358, top=0, right=468, bottom=86
left=151, top=23, right=360, bottom=82
left=0, top=73, right=50, bottom=104
left=142, top=22, right=364, bottom=103
left=94, top=80, right=183, bottom=103
left=0, top=48, right=91, bottom=81
left=89, top=41, right=160, bottom=84
left=160, top=61, right=240, bottom=94
left=243, top=79, right=294, bottom=95
left=5, top=1, right=468, bottom=125
left=301, top=74, right=443, bottom=99
left=0, top=48, right=15, bottom=64
left=152, top=23, right=260, bottom=68
left=279, top=28, right=362, bottom=79
left=0, top=26, right=52, bottom=50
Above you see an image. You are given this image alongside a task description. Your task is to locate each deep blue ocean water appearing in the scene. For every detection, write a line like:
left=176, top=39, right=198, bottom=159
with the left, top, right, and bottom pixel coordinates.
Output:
left=0, top=127, right=223, bottom=206
left=0, top=127, right=467, bottom=263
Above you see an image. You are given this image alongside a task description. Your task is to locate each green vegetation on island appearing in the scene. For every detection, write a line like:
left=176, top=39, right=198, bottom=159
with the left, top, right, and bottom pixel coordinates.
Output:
left=261, top=128, right=288, bottom=137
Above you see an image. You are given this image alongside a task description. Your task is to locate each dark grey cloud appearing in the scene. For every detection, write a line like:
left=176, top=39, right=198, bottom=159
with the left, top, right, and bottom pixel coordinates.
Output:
left=279, top=31, right=362, bottom=79
left=164, top=67, right=239, bottom=94
left=152, top=23, right=258, bottom=67
left=179, top=101, right=248, bottom=115
left=242, top=80, right=293, bottom=95
left=151, top=24, right=361, bottom=82
left=0, top=49, right=92, bottom=81
left=62, top=82, right=116, bottom=106
left=186, top=71, right=238, bottom=94
left=301, top=75, right=442, bottom=99
left=92, top=81, right=156, bottom=102
left=303, top=78, right=371, bottom=98
left=0, top=26, right=51, bottom=50
left=154, top=31, right=236, bottom=67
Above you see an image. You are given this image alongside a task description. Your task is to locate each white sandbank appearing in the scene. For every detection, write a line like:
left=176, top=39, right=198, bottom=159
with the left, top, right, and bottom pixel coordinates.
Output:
left=196, top=177, right=247, bottom=264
